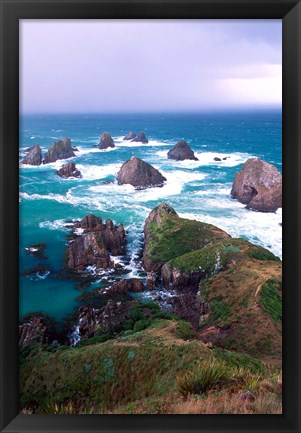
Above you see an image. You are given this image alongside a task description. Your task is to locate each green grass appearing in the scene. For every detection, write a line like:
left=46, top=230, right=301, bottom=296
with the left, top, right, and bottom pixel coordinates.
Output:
left=259, top=278, right=282, bottom=323
left=175, top=321, right=197, bottom=340
left=145, top=214, right=228, bottom=267
left=210, top=296, right=232, bottom=323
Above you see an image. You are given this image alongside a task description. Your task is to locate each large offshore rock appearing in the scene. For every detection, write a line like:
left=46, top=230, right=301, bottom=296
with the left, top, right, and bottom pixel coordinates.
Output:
left=44, top=138, right=75, bottom=163
left=116, top=156, right=166, bottom=189
left=167, top=140, right=198, bottom=161
left=231, top=158, right=282, bottom=212
left=131, top=131, right=148, bottom=143
left=123, top=131, right=136, bottom=140
left=98, top=132, right=115, bottom=149
left=22, top=144, right=42, bottom=165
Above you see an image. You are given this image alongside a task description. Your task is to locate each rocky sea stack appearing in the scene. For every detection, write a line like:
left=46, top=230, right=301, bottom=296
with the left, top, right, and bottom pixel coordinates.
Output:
left=167, top=140, right=198, bottom=161
left=142, top=202, right=281, bottom=335
left=98, top=132, right=115, bottom=149
left=131, top=131, right=148, bottom=143
left=22, top=144, right=42, bottom=166
left=231, top=158, right=282, bottom=212
left=116, top=156, right=166, bottom=189
left=65, top=214, right=126, bottom=272
left=43, top=138, right=75, bottom=164
left=123, top=131, right=136, bottom=140
left=57, top=162, right=81, bottom=178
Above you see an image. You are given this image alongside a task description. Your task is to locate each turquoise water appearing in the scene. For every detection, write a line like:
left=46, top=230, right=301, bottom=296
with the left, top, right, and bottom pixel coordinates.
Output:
left=19, top=111, right=282, bottom=321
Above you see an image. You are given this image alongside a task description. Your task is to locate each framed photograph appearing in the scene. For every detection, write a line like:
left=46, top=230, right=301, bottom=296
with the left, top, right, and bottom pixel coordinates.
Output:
left=0, top=0, right=300, bottom=432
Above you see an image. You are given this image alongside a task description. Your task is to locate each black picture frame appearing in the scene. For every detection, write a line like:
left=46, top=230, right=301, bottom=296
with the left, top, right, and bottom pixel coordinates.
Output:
left=0, top=1, right=300, bottom=432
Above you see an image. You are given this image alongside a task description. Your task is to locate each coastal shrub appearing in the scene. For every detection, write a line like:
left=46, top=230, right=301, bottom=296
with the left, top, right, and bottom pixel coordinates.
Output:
left=75, top=334, right=112, bottom=348
left=176, top=359, right=229, bottom=397
left=213, top=348, right=265, bottom=374
left=249, top=247, right=279, bottom=262
left=259, top=278, right=282, bottom=323
left=175, top=321, right=196, bottom=340
left=133, top=319, right=151, bottom=333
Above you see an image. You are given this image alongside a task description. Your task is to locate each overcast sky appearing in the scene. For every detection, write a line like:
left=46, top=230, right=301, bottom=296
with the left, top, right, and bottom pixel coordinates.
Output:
left=20, top=20, right=282, bottom=113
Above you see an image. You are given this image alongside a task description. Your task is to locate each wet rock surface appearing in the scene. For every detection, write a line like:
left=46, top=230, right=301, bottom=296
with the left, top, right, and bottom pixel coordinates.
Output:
left=57, top=161, right=82, bottom=178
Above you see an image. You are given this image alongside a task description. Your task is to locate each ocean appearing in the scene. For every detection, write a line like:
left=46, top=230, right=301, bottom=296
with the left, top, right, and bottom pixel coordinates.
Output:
left=19, top=111, right=282, bottom=322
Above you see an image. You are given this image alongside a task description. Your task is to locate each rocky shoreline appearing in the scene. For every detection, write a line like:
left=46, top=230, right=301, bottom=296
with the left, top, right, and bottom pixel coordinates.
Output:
left=20, top=202, right=282, bottom=354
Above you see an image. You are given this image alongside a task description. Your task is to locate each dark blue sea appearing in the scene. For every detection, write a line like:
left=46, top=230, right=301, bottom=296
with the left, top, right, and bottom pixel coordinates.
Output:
left=19, top=111, right=282, bottom=321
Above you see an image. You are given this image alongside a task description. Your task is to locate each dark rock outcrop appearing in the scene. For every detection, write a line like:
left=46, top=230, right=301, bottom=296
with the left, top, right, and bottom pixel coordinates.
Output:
left=107, top=278, right=144, bottom=294
left=19, top=314, right=56, bottom=349
left=57, top=162, right=81, bottom=178
left=214, top=157, right=221, bottom=162
left=168, top=293, right=201, bottom=328
left=65, top=214, right=126, bottom=272
left=116, top=156, right=166, bottom=189
left=123, top=131, right=136, bottom=141
left=167, top=141, right=198, bottom=161
left=19, top=317, right=48, bottom=348
left=231, top=158, right=282, bottom=212
left=67, top=232, right=113, bottom=271
left=43, top=138, right=75, bottom=164
left=77, top=300, right=137, bottom=339
left=98, top=132, right=115, bottom=149
left=131, top=131, right=148, bottom=144
left=22, top=144, right=42, bottom=165
left=146, top=271, right=160, bottom=290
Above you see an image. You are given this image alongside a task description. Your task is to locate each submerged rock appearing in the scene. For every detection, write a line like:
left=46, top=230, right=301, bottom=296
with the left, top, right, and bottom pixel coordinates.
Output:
left=98, top=132, right=115, bottom=149
left=43, top=138, right=75, bottom=164
left=116, top=156, right=166, bottom=189
left=25, top=243, right=47, bottom=259
left=131, top=131, right=148, bottom=143
left=123, top=131, right=136, bottom=140
left=57, top=162, right=81, bottom=178
left=167, top=141, right=198, bottom=161
left=231, top=158, right=282, bottom=212
left=21, top=144, right=42, bottom=166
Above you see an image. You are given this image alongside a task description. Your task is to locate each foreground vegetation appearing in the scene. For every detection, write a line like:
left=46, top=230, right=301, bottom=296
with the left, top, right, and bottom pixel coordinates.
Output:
left=20, top=319, right=281, bottom=414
